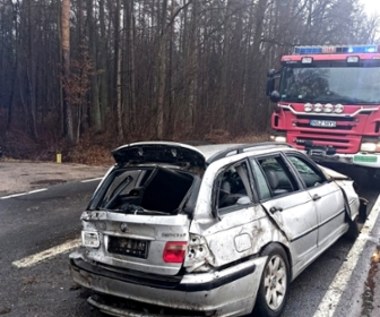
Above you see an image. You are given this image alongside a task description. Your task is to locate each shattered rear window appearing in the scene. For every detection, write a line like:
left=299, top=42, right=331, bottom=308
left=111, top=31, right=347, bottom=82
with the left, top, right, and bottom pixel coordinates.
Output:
left=93, top=167, right=197, bottom=215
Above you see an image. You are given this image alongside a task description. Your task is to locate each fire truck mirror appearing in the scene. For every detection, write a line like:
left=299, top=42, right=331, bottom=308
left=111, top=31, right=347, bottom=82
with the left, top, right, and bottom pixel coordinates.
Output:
left=269, top=90, right=280, bottom=102
left=266, top=79, right=274, bottom=96
left=266, top=69, right=279, bottom=97
left=267, top=69, right=277, bottom=77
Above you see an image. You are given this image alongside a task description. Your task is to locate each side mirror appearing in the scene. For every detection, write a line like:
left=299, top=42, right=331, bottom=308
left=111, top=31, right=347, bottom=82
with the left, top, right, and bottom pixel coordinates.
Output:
left=270, top=90, right=281, bottom=103
left=266, top=69, right=278, bottom=96
left=267, top=69, right=277, bottom=77
left=266, top=78, right=275, bottom=96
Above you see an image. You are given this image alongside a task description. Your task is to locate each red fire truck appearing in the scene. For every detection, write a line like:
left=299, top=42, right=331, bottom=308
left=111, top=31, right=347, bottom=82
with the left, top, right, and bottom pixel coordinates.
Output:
left=267, top=44, right=380, bottom=174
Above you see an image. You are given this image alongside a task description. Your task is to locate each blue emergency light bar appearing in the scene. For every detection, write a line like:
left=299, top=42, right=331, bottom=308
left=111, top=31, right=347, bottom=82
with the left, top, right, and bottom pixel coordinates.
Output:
left=294, top=45, right=379, bottom=55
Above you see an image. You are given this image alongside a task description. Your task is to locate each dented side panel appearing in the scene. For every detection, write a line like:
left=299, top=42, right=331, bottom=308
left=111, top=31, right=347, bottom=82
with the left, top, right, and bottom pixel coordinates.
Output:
left=188, top=206, right=288, bottom=270
left=261, top=190, right=318, bottom=265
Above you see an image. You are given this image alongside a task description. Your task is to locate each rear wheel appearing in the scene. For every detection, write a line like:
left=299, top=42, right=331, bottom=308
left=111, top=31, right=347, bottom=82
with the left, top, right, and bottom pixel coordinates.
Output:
left=254, top=244, right=290, bottom=317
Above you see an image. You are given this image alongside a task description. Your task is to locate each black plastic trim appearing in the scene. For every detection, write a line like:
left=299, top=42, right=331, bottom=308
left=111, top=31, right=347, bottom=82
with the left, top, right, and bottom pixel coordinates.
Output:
left=71, top=257, right=256, bottom=292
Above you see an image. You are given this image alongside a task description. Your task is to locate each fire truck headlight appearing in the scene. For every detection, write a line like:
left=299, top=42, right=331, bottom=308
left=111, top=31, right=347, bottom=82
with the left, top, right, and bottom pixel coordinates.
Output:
left=304, top=103, right=313, bottom=112
left=274, top=136, right=287, bottom=143
left=314, top=103, right=323, bottom=112
left=301, top=57, right=313, bottom=64
left=324, top=103, right=333, bottom=113
left=360, top=143, right=377, bottom=153
left=334, top=104, right=344, bottom=113
left=347, top=56, right=360, bottom=63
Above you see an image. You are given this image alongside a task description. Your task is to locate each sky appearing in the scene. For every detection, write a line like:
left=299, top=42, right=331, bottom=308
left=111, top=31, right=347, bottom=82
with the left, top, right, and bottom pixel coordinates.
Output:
left=360, top=0, right=380, bottom=17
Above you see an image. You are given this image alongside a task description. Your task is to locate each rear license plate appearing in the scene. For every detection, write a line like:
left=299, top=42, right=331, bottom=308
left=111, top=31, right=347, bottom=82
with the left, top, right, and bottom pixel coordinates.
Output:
left=353, top=155, right=378, bottom=163
left=310, top=120, right=337, bottom=128
left=108, top=236, right=149, bottom=259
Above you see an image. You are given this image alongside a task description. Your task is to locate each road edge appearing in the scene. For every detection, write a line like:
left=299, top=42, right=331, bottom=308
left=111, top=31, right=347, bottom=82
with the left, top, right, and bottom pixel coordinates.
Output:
left=312, top=194, right=380, bottom=317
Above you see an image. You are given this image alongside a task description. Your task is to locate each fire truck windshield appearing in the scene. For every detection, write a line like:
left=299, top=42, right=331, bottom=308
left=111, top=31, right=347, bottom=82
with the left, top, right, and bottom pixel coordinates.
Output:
left=279, top=64, right=380, bottom=104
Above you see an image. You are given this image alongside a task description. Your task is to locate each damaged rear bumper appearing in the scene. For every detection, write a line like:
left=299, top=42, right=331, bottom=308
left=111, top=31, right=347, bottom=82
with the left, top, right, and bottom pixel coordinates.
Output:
left=69, top=250, right=266, bottom=317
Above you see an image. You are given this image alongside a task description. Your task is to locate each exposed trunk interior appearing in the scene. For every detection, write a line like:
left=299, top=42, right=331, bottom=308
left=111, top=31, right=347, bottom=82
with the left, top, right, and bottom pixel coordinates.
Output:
left=96, top=167, right=195, bottom=215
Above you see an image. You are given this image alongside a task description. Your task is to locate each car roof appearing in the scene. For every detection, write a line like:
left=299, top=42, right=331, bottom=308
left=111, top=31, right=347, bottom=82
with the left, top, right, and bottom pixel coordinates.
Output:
left=195, top=142, right=293, bottom=163
left=112, top=141, right=293, bottom=167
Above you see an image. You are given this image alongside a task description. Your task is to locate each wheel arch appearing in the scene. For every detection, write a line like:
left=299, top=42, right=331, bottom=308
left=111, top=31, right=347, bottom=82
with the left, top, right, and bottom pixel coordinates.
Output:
left=259, top=241, right=293, bottom=281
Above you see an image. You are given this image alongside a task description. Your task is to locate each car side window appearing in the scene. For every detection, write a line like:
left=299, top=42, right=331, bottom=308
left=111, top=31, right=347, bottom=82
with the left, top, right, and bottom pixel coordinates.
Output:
left=250, top=159, right=271, bottom=200
left=287, top=155, right=326, bottom=188
left=216, top=161, right=251, bottom=212
left=255, top=156, right=299, bottom=198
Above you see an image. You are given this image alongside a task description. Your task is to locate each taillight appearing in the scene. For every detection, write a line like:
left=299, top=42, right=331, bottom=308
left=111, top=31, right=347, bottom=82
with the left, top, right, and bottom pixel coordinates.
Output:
left=163, top=241, right=187, bottom=263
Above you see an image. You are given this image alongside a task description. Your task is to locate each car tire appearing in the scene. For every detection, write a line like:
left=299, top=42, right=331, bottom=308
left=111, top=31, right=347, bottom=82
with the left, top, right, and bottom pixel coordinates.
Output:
left=345, top=215, right=361, bottom=241
left=253, top=243, right=290, bottom=317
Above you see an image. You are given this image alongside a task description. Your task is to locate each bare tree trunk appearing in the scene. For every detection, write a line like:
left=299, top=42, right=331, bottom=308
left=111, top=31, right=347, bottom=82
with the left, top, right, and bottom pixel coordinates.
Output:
left=166, top=0, right=175, bottom=137
left=187, top=0, right=198, bottom=133
left=250, top=0, right=269, bottom=131
left=26, top=0, right=38, bottom=139
left=219, top=0, right=232, bottom=131
left=156, top=0, right=168, bottom=139
left=115, top=0, right=124, bottom=141
left=125, top=0, right=136, bottom=131
left=87, top=0, right=102, bottom=132
left=61, top=0, right=74, bottom=143
left=98, top=0, right=108, bottom=125
left=6, top=1, right=19, bottom=131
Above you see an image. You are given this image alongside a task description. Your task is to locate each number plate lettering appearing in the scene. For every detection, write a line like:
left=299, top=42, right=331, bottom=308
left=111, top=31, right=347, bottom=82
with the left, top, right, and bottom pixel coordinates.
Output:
left=310, top=120, right=337, bottom=128
left=108, top=236, right=149, bottom=258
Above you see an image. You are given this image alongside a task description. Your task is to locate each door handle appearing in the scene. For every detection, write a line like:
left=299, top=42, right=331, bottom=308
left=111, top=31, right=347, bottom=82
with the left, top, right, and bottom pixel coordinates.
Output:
left=312, top=194, right=321, bottom=201
left=270, top=206, right=283, bottom=213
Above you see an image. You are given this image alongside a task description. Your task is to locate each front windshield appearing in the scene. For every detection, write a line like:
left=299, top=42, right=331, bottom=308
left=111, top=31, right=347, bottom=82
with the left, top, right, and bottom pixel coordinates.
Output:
left=279, top=63, right=380, bottom=104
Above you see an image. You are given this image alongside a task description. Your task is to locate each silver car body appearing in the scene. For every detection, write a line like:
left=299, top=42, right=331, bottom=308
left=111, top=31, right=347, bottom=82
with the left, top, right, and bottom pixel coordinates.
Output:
left=70, top=141, right=360, bottom=317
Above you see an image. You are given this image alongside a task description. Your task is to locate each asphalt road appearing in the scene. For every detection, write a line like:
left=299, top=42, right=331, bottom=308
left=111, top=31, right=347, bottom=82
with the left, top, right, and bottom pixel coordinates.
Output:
left=0, top=168, right=379, bottom=317
left=0, top=181, right=104, bottom=317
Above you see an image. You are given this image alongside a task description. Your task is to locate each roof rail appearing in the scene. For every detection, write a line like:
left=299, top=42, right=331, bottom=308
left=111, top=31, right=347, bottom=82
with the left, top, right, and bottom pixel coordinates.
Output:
left=207, top=142, right=293, bottom=163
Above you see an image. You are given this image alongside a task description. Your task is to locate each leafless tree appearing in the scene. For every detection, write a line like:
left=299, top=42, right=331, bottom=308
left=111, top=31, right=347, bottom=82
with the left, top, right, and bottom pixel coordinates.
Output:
left=0, top=0, right=378, bottom=149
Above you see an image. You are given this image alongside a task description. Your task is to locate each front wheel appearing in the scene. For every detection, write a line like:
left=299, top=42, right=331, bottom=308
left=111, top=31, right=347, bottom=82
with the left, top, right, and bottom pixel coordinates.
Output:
left=345, top=215, right=363, bottom=241
left=254, top=244, right=290, bottom=317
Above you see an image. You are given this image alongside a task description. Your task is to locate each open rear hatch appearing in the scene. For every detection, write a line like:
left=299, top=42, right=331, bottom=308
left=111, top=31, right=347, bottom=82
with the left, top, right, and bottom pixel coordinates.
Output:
left=84, top=142, right=207, bottom=275
left=112, top=141, right=206, bottom=169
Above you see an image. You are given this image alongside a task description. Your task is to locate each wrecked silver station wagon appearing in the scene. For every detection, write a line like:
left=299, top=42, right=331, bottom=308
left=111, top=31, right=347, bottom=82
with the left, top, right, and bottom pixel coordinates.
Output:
left=70, top=141, right=365, bottom=317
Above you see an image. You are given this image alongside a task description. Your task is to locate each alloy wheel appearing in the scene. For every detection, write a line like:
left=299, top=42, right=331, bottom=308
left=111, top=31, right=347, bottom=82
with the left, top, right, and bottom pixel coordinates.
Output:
left=263, top=254, right=287, bottom=310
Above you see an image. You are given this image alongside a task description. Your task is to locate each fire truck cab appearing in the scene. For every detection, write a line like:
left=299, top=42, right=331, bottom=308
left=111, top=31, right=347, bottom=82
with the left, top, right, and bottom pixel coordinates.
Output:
left=267, top=44, right=380, bottom=172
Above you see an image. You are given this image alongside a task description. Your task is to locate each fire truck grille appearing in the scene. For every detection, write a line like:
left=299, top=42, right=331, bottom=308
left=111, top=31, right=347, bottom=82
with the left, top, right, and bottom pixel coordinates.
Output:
left=292, top=131, right=361, bottom=153
left=294, top=116, right=356, bottom=131
left=296, top=122, right=353, bottom=130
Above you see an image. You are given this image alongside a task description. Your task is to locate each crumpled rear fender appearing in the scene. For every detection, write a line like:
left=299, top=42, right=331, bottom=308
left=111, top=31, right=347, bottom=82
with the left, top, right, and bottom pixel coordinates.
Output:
left=335, top=179, right=361, bottom=222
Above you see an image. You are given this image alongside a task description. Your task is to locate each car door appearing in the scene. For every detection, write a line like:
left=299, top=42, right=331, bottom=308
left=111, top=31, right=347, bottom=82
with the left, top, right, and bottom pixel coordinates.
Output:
left=285, top=153, right=346, bottom=250
left=251, top=154, right=319, bottom=271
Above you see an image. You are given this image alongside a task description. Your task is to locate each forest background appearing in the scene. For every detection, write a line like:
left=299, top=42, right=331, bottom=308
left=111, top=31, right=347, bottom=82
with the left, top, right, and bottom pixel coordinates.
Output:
left=0, top=0, right=379, bottom=163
